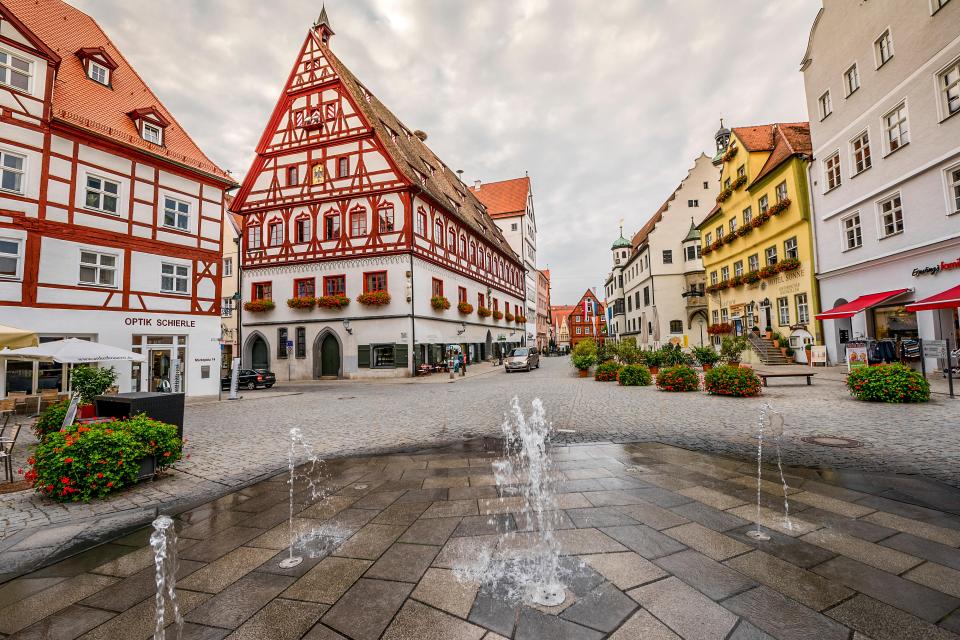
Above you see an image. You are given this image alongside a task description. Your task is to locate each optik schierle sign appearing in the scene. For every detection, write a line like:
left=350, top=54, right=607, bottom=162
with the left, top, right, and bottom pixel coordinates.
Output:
left=912, top=256, right=960, bottom=277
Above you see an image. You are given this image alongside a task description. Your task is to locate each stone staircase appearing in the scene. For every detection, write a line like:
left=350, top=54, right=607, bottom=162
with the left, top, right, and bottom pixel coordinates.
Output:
left=747, top=333, right=793, bottom=365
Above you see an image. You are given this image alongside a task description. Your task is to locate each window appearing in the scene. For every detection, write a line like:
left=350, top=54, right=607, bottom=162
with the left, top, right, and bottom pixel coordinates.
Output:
left=737, top=165, right=746, bottom=178
left=576, top=327, right=582, bottom=335
left=447, top=227, right=456, bottom=251
left=221, top=297, right=233, bottom=317
left=324, top=275, right=345, bottom=296
left=684, top=245, right=697, bottom=261
left=777, top=297, right=790, bottom=325
left=278, top=328, right=288, bottom=359
left=0, top=49, right=31, bottom=92
left=295, top=216, right=311, bottom=243
left=470, top=241, right=477, bottom=264
left=775, top=182, right=788, bottom=202
left=734, top=260, right=743, bottom=277
left=670, top=320, right=682, bottom=334
left=784, top=237, right=798, bottom=260
left=252, top=282, right=272, bottom=301
left=715, top=226, right=724, bottom=240
left=78, top=250, right=116, bottom=287
left=720, top=309, right=729, bottom=323
left=0, top=150, right=25, bottom=193
left=477, top=293, right=485, bottom=309
left=416, top=210, right=426, bottom=236
left=758, top=195, right=769, bottom=214
left=337, top=157, right=349, bottom=178
left=324, top=212, right=340, bottom=240
left=378, top=204, right=395, bottom=233
left=432, top=278, right=443, bottom=297
left=287, top=166, right=298, bottom=186
left=712, top=310, right=719, bottom=324
left=458, top=286, right=467, bottom=303
left=875, top=30, right=893, bottom=67
left=662, top=250, right=672, bottom=264
left=459, top=235, right=467, bottom=257
left=748, top=254, right=760, bottom=272
left=161, top=263, right=189, bottom=294
left=851, top=131, right=872, bottom=174
left=434, top=220, right=443, bottom=243
left=824, top=152, right=841, bottom=191
left=511, top=222, right=518, bottom=231
left=223, top=257, right=232, bottom=277
left=268, top=221, right=283, bottom=246
left=703, top=181, right=709, bottom=189
left=939, top=59, right=960, bottom=117
left=765, top=246, right=778, bottom=266
left=643, top=287, right=650, bottom=306
left=878, top=193, right=904, bottom=237
left=364, top=271, right=387, bottom=293
left=705, top=232, right=713, bottom=245
left=247, top=225, right=261, bottom=249
left=884, top=104, right=908, bottom=152
left=350, top=208, right=366, bottom=237
left=818, top=91, right=832, bottom=120
left=163, top=197, right=190, bottom=231
left=85, top=175, right=119, bottom=214
left=843, top=213, right=863, bottom=250
left=729, top=218, right=737, bottom=233
left=710, top=271, right=718, bottom=286
left=142, top=122, right=163, bottom=145
left=742, top=207, right=752, bottom=226
left=724, top=178, right=731, bottom=189
left=688, top=199, right=699, bottom=207
left=796, top=293, right=810, bottom=324
left=371, top=344, right=396, bottom=368
left=948, top=165, right=960, bottom=214
left=296, top=327, right=306, bottom=359
left=294, top=278, right=315, bottom=298
left=844, top=64, right=860, bottom=97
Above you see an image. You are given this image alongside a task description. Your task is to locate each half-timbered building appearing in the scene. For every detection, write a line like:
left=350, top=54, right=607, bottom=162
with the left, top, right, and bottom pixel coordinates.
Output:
left=0, top=0, right=236, bottom=397
left=231, top=9, right=525, bottom=379
left=568, top=290, right=606, bottom=349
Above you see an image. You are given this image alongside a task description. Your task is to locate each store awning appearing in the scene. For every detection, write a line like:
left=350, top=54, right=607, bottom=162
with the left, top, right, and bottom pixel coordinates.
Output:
left=906, top=284, right=960, bottom=312
left=815, top=289, right=910, bottom=321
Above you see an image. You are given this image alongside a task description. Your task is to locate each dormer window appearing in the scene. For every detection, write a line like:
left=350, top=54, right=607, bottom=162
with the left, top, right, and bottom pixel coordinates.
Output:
left=89, top=60, right=109, bottom=85
left=128, top=107, right=169, bottom=146
left=142, top=122, right=162, bottom=145
left=75, top=47, right=118, bottom=88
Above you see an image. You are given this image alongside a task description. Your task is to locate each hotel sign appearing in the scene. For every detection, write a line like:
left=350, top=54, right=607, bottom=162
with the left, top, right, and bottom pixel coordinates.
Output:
left=912, top=256, right=960, bottom=277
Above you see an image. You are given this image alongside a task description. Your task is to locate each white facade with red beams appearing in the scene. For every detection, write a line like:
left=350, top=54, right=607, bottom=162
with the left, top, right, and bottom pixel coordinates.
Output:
left=232, top=9, right=525, bottom=379
left=0, top=0, right=236, bottom=397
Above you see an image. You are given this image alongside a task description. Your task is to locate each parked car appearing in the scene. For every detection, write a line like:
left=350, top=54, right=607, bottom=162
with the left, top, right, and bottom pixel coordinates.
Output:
left=221, top=369, right=276, bottom=390
left=505, top=347, right=540, bottom=372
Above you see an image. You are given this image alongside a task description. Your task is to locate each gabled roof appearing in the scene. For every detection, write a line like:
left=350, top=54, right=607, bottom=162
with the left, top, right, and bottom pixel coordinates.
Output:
left=4, top=0, right=234, bottom=185
left=729, top=122, right=811, bottom=187
left=472, top=177, right=530, bottom=219
left=540, top=269, right=550, bottom=282
left=630, top=153, right=711, bottom=249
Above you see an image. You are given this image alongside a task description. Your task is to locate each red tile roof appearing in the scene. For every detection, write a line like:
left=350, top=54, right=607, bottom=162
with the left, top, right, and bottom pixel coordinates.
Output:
left=540, top=269, right=550, bottom=282
left=472, top=177, right=530, bottom=218
left=4, top=0, right=234, bottom=184
left=731, top=122, right=811, bottom=187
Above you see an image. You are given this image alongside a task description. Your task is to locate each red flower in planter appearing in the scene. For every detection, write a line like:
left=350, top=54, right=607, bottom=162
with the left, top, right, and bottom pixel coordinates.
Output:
left=63, top=458, right=73, bottom=464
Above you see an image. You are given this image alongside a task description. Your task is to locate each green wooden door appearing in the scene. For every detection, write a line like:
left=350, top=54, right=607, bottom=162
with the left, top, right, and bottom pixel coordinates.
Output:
left=321, top=334, right=340, bottom=377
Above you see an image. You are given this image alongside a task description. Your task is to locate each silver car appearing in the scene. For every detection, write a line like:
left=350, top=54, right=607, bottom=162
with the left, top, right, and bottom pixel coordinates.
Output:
left=505, top=347, right=540, bottom=372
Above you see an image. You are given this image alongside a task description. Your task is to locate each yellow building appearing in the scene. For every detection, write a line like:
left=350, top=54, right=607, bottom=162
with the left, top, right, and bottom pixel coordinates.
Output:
left=698, top=122, right=821, bottom=362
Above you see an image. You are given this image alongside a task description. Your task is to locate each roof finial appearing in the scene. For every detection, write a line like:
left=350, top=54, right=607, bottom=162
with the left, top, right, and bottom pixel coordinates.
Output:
left=314, top=4, right=335, bottom=44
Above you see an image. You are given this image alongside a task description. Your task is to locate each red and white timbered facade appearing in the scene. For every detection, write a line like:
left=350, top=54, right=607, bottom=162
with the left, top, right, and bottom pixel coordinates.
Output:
left=0, top=0, right=235, bottom=396
left=232, top=11, right=525, bottom=378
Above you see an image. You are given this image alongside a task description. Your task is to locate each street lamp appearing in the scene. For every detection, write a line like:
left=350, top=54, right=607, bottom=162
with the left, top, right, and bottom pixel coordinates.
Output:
left=342, top=319, right=353, bottom=335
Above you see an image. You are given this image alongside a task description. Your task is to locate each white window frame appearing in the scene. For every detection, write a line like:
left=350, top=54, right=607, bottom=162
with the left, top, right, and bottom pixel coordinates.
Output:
left=729, top=217, right=737, bottom=233
left=844, top=63, right=860, bottom=97
left=758, top=195, right=769, bottom=214
left=78, top=249, right=118, bottom=288
left=841, top=212, right=863, bottom=251
left=0, top=148, right=26, bottom=194
left=775, top=182, right=788, bottom=202
left=876, top=193, right=904, bottom=239
left=742, top=206, right=752, bottom=226
left=748, top=254, right=760, bottom=272
left=796, top=293, right=810, bottom=324
left=936, top=56, right=960, bottom=121
left=160, top=262, right=190, bottom=295
left=88, top=60, right=110, bottom=85
left=223, top=257, right=233, bottom=277
left=823, top=151, right=841, bottom=192
left=162, top=196, right=190, bottom=231
left=142, top=121, right=163, bottom=145
left=945, top=162, right=960, bottom=216
left=734, top=260, right=743, bottom=277
left=883, top=103, right=909, bottom=154
left=0, top=236, right=23, bottom=280
left=818, top=90, right=832, bottom=120
left=784, top=237, right=799, bottom=260
left=875, top=29, right=894, bottom=68
left=84, top=174, right=121, bottom=215
left=0, top=48, right=32, bottom=93
left=765, top=246, right=778, bottom=266
left=777, top=297, right=790, bottom=326
left=720, top=266, right=729, bottom=281
left=850, top=130, right=872, bottom=175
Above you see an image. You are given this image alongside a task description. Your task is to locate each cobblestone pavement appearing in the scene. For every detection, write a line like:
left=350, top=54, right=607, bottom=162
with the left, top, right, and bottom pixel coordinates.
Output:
left=2, top=441, right=960, bottom=639
left=2, top=356, right=959, bottom=579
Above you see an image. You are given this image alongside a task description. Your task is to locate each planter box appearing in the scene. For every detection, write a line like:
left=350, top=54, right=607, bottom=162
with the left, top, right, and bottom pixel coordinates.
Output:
left=95, top=392, right=184, bottom=439
left=137, top=456, right=156, bottom=481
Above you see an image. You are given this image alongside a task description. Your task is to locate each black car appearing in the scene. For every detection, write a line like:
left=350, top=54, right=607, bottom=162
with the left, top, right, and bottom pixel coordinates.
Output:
left=221, top=369, right=276, bottom=390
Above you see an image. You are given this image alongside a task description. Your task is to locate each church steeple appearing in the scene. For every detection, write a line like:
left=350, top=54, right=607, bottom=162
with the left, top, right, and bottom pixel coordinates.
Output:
left=313, top=5, right=335, bottom=45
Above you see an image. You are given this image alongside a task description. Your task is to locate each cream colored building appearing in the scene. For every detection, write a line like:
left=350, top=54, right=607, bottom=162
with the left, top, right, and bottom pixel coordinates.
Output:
left=220, top=211, right=241, bottom=371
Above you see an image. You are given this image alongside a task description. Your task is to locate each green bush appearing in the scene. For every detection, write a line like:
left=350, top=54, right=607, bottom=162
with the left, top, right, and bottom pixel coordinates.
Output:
left=612, top=338, right=644, bottom=365
left=655, top=365, right=700, bottom=392
left=26, top=415, right=182, bottom=502
left=70, top=365, right=118, bottom=405
left=846, top=364, right=930, bottom=403
left=720, top=337, right=748, bottom=365
left=571, top=339, right=597, bottom=371
left=595, top=341, right=614, bottom=363
left=692, top=345, right=720, bottom=366
left=777, top=337, right=789, bottom=348
left=618, top=364, right=652, bottom=386
left=595, top=361, right=622, bottom=381
left=644, top=349, right=665, bottom=368
left=660, top=345, right=692, bottom=367
left=33, top=400, right=69, bottom=439
left=704, top=365, right=762, bottom=397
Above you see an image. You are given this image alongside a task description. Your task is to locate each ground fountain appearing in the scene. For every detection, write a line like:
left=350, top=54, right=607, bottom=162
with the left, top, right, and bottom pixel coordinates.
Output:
left=150, top=514, right=182, bottom=640
left=279, top=426, right=328, bottom=568
left=747, top=403, right=794, bottom=541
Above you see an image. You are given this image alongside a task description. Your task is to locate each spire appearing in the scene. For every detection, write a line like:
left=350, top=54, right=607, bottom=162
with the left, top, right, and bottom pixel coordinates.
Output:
left=314, top=5, right=335, bottom=45
left=712, top=117, right=731, bottom=166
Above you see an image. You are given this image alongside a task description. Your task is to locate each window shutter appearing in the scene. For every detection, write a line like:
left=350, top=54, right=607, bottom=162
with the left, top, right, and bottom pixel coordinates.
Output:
left=394, top=343, right=408, bottom=368
left=358, top=345, right=370, bottom=368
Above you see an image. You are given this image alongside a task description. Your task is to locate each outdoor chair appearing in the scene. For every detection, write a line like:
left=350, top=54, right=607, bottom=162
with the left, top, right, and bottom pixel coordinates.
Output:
left=7, top=391, right=27, bottom=415
left=37, top=389, right=60, bottom=414
left=0, top=421, right=20, bottom=483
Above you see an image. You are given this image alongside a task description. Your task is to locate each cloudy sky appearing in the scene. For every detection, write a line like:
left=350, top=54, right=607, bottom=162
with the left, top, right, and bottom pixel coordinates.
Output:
left=76, top=0, right=821, bottom=305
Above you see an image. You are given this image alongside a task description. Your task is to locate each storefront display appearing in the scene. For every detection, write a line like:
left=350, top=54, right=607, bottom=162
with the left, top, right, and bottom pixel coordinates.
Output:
left=873, top=305, right=918, bottom=340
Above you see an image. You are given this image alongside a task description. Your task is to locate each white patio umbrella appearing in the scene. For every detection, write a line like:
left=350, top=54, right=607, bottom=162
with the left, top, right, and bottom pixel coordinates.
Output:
left=3, top=338, right=145, bottom=364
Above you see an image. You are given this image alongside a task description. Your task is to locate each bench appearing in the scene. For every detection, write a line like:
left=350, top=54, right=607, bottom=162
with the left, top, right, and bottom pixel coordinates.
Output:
left=758, top=372, right=816, bottom=387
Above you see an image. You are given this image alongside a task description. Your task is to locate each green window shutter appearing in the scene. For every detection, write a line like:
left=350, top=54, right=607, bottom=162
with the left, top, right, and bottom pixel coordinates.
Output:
left=358, top=345, right=370, bottom=368
left=394, top=343, right=408, bottom=368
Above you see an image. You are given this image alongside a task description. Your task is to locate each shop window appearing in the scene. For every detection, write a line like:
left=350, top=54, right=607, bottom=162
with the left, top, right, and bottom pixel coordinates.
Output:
left=278, top=327, right=288, bottom=359
left=294, top=278, right=315, bottom=298
left=784, top=237, right=799, bottom=260
left=777, top=297, right=790, bottom=326
left=252, top=282, right=272, bottom=301
left=669, top=320, right=683, bottom=334
left=874, top=305, right=918, bottom=340
left=372, top=344, right=395, bottom=368
left=79, top=250, right=117, bottom=287
left=364, top=271, right=387, bottom=293
left=795, top=293, right=810, bottom=324
left=295, top=216, right=311, bottom=243
left=324, top=275, right=345, bottom=296
left=324, top=211, right=340, bottom=239
left=160, top=263, right=189, bottom=294
left=295, top=327, right=306, bottom=359
left=378, top=203, right=395, bottom=233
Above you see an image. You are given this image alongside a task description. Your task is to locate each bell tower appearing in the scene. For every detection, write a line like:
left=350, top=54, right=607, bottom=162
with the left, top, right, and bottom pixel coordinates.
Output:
left=314, top=5, right=335, bottom=45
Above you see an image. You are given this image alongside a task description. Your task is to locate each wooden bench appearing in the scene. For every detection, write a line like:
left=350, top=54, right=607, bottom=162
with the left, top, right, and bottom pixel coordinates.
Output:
left=758, top=372, right=816, bottom=387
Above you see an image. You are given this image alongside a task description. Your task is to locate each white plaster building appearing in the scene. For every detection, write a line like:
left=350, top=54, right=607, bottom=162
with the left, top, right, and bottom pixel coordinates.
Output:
left=604, top=154, right=717, bottom=348
left=802, top=0, right=960, bottom=368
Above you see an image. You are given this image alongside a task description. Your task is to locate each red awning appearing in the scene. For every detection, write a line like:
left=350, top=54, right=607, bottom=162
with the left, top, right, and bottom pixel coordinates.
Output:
left=906, top=284, right=960, bottom=312
left=815, top=289, right=910, bottom=320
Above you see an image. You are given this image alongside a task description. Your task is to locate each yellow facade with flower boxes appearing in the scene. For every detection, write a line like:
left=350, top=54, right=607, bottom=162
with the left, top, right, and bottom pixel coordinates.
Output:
left=698, top=123, right=821, bottom=360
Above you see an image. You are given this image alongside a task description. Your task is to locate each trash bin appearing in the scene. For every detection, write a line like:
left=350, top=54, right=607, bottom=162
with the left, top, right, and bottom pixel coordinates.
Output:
left=95, top=392, right=185, bottom=439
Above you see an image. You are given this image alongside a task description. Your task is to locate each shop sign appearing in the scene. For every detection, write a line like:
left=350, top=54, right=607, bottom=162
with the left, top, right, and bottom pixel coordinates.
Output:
left=810, top=345, right=827, bottom=364
left=846, top=345, right=868, bottom=372
left=912, top=256, right=960, bottom=277
left=923, top=339, right=947, bottom=359
left=124, top=317, right=197, bottom=328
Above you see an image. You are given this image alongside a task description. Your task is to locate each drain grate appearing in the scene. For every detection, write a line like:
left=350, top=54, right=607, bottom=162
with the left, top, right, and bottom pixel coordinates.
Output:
left=801, top=435, right=864, bottom=448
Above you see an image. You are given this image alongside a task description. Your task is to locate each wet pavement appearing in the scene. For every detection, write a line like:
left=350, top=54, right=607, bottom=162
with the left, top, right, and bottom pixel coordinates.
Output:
left=2, top=439, right=959, bottom=639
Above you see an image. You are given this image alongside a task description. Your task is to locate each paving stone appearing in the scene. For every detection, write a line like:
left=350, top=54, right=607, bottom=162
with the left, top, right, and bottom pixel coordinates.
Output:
left=477, top=497, right=526, bottom=515
left=423, top=476, right=471, bottom=489
left=796, top=507, right=896, bottom=542
left=281, top=556, right=371, bottom=604
left=608, top=609, right=680, bottom=639
left=298, top=495, right=359, bottom=520
left=0, top=577, right=67, bottom=610
left=79, top=558, right=204, bottom=612
left=313, top=508, right=378, bottom=534
left=433, top=535, right=499, bottom=570
left=401, top=516, right=462, bottom=545
left=89, top=545, right=160, bottom=578
left=301, top=625, right=347, bottom=640
left=560, top=580, right=637, bottom=632
left=653, top=549, right=756, bottom=600
left=663, top=522, right=751, bottom=561
left=396, top=489, right=449, bottom=504
left=565, top=507, right=641, bottom=528
left=411, top=567, right=480, bottom=618
left=678, top=486, right=750, bottom=510
left=513, top=607, right=603, bottom=640
left=580, top=551, right=666, bottom=590
left=600, top=525, right=687, bottom=559
left=613, top=502, right=689, bottom=530
left=555, top=493, right=593, bottom=509
left=863, top=511, right=960, bottom=547
left=629, top=576, right=738, bottom=640
left=669, top=501, right=749, bottom=532
left=453, top=514, right=516, bottom=538
left=580, top=490, right=646, bottom=507
left=942, top=610, right=960, bottom=635
left=322, top=578, right=412, bottom=640
left=364, top=543, right=439, bottom=582
left=170, top=622, right=231, bottom=640
left=373, top=501, right=431, bottom=526
left=468, top=585, right=521, bottom=637
left=727, top=620, right=776, bottom=640
left=880, top=532, right=960, bottom=570
left=595, top=476, right=652, bottom=490
left=555, top=479, right=606, bottom=493
left=513, top=509, right=577, bottom=532
left=724, top=550, right=852, bottom=610
left=722, top=585, right=848, bottom=640
left=333, top=524, right=406, bottom=560
left=0, top=574, right=118, bottom=635
left=179, top=509, right=251, bottom=539
left=224, top=598, right=326, bottom=640
left=422, top=499, right=480, bottom=519
left=449, top=486, right=500, bottom=500
left=382, top=599, right=486, bottom=640
left=178, top=526, right=264, bottom=563
left=826, top=594, right=959, bottom=640
left=77, top=588, right=211, bottom=640
left=904, top=561, right=960, bottom=598
left=726, top=505, right=820, bottom=537
left=178, top=546, right=278, bottom=593
left=554, top=528, right=628, bottom=555
left=185, top=571, right=294, bottom=629
left=726, top=525, right=837, bottom=568
left=626, top=487, right=695, bottom=508
left=802, top=529, right=923, bottom=574
left=7, top=604, right=115, bottom=640
left=350, top=490, right=406, bottom=510
left=790, top=491, right=876, bottom=517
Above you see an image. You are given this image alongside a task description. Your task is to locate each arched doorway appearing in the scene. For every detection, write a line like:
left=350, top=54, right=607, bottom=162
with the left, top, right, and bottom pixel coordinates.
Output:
left=688, top=310, right=708, bottom=346
left=244, top=332, right=269, bottom=371
left=313, top=330, right=342, bottom=379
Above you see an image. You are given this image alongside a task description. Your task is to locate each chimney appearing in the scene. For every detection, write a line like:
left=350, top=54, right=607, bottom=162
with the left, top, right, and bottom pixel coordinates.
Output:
left=413, top=129, right=427, bottom=142
left=474, top=179, right=481, bottom=191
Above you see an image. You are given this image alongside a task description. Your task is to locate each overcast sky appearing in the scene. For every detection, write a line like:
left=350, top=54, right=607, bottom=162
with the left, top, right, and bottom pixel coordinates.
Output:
left=75, top=0, right=821, bottom=305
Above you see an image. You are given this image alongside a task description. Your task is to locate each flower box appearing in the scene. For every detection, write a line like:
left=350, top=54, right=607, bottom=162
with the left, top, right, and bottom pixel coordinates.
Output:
left=736, top=226, right=752, bottom=237
left=243, top=300, right=275, bottom=313
left=357, top=291, right=391, bottom=306
left=317, top=294, right=350, bottom=309
left=723, top=232, right=737, bottom=244
left=776, top=258, right=801, bottom=273
left=492, top=310, right=504, bottom=320
left=430, top=295, right=450, bottom=311
left=287, top=296, right=316, bottom=310
left=768, top=198, right=791, bottom=216
left=505, top=312, right=515, bottom=322
left=731, top=175, right=747, bottom=190
left=722, top=145, right=738, bottom=162
left=716, top=187, right=733, bottom=204
left=477, top=306, right=492, bottom=318
left=516, top=315, right=527, bottom=324
left=458, top=302, right=474, bottom=315
left=758, top=266, right=776, bottom=279
left=707, top=323, right=733, bottom=335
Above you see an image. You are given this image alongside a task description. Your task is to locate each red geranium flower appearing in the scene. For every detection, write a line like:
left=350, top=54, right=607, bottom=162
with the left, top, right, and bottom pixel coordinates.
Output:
left=64, top=457, right=73, bottom=464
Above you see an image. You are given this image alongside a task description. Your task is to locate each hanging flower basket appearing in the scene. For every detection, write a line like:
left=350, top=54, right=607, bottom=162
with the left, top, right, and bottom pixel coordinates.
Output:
left=430, top=295, right=451, bottom=311
left=243, top=300, right=275, bottom=313
left=493, top=310, right=504, bottom=320
left=457, top=301, right=474, bottom=315
left=357, top=291, right=391, bottom=306
left=287, top=296, right=316, bottom=310
left=716, top=187, right=733, bottom=204
left=707, top=323, right=733, bottom=335
left=317, top=294, right=350, bottom=309
left=477, top=306, right=492, bottom=318
left=731, top=175, right=748, bottom=190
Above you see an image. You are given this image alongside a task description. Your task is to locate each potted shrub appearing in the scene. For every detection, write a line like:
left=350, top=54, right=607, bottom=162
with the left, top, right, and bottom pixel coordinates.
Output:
left=720, top=336, right=748, bottom=367
left=777, top=336, right=790, bottom=356
left=33, top=400, right=70, bottom=439
left=477, top=306, right=492, bottom=318
left=594, top=361, right=621, bottom=382
left=751, top=325, right=761, bottom=336
left=846, top=364, right=930, bottom=403
left=618, top=364, right=652, bottom=386
left=571, top=339, right=597, bottom=377
left=287, top=296, right=316, bottom=310
left=71, top=365, right=118, bottom=419
left=785, top=347, right=795, bottom=360
left=243, top=300, right=275, bottom=313
left=317, top=294, right=350, bottom=309
left=692, top=345, right=720, bottom=371
left=644, top=349, right=664, bottom=375
left=704, top=365, right=762, bottom=397
left=458, top=301, right=474, bottom=315
left=764, top=325, right=773, bottom=339
left=357, top=291, right=391, bottom=306
left=430, top=295, right=451, bottom=311
left=655, top=365, right=700, bottom=392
